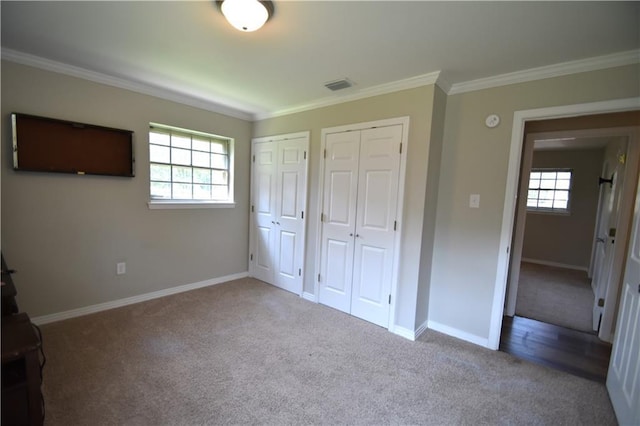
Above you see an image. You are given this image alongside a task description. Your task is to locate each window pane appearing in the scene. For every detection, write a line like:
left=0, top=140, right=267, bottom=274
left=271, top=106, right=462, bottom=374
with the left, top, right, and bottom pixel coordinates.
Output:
left=172, top=183, right=192, bottom=199
left=193, top=168, right=211, bottom=184
left=528, top=179, right=540, bottom=189
left=538, top=199, right=553, bottom=208
left=172, top=148, right=191, bottom=166
left=172, top=134, right=191, bottom=149
left=211, top=141, right=227, bottom=154
left=212, top=170, right=227, bottom=185
left=557, top=172, right=571, bottom=180
left=540, top=179, right=555, bottom=189
left=555, top=190, right=569, bottom=201
left=530, top=172, right=541, bottom=180
left=528, top=190, right=538, bottom=199
left=194, top=184, right=212, bottom=199
left=192, top=138, right=210, bottom=152
left=150, top=145, right=170, bottom=163
left=150, top=132, right=170, bottom=146
left=539, top=190, right=554, bottom=200
left=553, top=199, right=568, bottom=209
left=527, top=199, right=538, bottom=208
left=211, top=153, right=227, bottom=169
left=192, top=151, right=210, bottom=168
left=150, top=182, right=171, bottom=198
left=150, top=164, right=171, bottom=181
left=555, top=179, right=570, bottom=190
left=212, top=185, right=228, bottom=200
left=172, top=166, right=192, bottom=183
left=541, top=172, right=556, bottom=180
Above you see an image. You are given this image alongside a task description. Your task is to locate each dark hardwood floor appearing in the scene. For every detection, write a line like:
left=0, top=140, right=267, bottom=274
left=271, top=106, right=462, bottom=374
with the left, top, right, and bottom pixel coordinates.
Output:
left=500, top=315, right=612, bottom=383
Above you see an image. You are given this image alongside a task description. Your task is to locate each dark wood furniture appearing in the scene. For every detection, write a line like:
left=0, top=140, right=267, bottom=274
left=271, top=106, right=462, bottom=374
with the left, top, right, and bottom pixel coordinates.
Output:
left=1, top=255, right=44, bottom=426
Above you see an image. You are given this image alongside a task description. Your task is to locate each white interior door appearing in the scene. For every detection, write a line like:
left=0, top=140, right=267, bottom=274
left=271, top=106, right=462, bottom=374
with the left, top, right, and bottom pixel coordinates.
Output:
left=250, top=133, right=309, bottom=295
left=318, top=131, right=360, bottom=313
left=273, top=138, right=307, bottom=294
left=607, top=174, right=640, bottom=426
left=350, top=126, right=402, bottom=327
left=251, top=141, right=277, bottom=283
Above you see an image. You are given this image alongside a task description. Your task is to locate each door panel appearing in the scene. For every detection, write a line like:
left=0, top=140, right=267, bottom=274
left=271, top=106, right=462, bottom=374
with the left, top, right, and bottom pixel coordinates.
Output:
left=251, top=142, right=277, bottom=283
left=351, top=125, right=402, bottom=327
left=319, top=131, right=360, bottom=312
left=607, top=174, right=640, bottom=425
left=273, top=138, right=307, bottom=294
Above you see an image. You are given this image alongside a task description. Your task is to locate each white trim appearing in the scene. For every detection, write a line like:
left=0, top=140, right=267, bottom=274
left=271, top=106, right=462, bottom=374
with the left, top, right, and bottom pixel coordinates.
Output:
left=427, top=320, right=490, bottom=348
left=148, top=201, right=236, bottom=209
left=414, top=320, right=429, bottom=340
left=258, top=73, right=440, bottom=120
left=449, top=49, right=640, bottom=95
left=315, top=116, right=410, bottom=333
left=302, top=291, right=316, bottom=302
left=392, top=326, right=416, bottom=341
left=521, top=258, right=589, bottom=272
left=1, top=48, right=253, bottom=121
left=490, top=97, right=640, bottom=351
left=31, top=271, right=249, bottom=325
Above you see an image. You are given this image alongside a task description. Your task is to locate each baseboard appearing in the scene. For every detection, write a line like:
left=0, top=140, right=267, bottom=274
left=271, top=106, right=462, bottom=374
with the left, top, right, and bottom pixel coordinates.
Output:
left=427, top=320, right=490, bottom=348
left=414, top=320, right=429, bottom=340
left=392, top=325, right=416, bottom=341
left=32, top=271, right=249, bottom=325
left=301, top=291, right=316, bottom=302
left=521, top=258, right=588, bottom=272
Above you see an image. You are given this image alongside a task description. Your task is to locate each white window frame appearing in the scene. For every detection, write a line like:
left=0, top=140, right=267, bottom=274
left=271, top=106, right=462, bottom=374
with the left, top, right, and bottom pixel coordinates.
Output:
left=147, top=122, right=235, bottom=209
left=526, top=168, right=572, bottom=214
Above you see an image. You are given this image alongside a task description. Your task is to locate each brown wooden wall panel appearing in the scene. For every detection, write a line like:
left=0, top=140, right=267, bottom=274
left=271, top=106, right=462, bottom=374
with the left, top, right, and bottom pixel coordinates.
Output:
left=12, top=113, right=134, bottom=177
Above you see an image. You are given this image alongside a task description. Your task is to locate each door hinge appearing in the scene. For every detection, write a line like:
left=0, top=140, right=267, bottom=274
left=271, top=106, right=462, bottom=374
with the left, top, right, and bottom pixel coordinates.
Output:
left=394, top=220, right=397, bottom=231
left=399, top=143, right=402, bottom=154
left=321, top=213, right=324, bottom=222
left=388, top=294, right=391, bottom=304
left=250, top=253, right=253, bottom=261
left=324, top=149, right=327, bottom=159
left=299, top=268, right=302, bottom=276
left=304, top=151, right=307, bottom=160
left=252, top=155, right=255, bottom=163
left=301, top=211, right=304, bottom=219
left=251, top=205, right=254, bottom=213
left=318, top=274, right=321, bottom=282
left=598, top=298, right=605, bottom=307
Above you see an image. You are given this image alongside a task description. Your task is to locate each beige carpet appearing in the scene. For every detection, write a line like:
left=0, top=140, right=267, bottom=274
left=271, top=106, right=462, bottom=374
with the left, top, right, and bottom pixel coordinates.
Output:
left=40, top=278, right=615, bottom=425
left=515, top=262, right=594, bottom=333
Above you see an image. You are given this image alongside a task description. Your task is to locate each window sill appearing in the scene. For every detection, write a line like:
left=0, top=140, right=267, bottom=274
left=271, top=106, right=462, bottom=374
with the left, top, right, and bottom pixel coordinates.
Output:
left=148, top=200, right=236, bottom=210
left=526, top=209, right=570, bottom=216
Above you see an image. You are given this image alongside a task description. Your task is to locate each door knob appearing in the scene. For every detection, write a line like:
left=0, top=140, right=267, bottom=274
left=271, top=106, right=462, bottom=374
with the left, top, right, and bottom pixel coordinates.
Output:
left=349, top=233, right=353, bottom=237
left=596, top=237, right=605, bottom=243
left=355, top=234, right=360, bottom=238
left=276, top=222, right=280, bottom=225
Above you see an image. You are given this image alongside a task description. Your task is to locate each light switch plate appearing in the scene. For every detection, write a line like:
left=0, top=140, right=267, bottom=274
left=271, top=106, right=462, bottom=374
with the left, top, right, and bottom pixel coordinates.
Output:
left=470, top=194, right=480, bottom=208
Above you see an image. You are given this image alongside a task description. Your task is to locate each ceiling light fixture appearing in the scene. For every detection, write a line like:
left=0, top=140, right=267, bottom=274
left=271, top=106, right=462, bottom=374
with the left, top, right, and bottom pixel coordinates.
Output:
left=217, top=0, right=274, bottom=32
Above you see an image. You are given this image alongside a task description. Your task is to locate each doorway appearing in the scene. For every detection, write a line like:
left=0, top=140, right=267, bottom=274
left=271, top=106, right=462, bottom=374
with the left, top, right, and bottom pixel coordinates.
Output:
left=498, top=110, right=640, bottom=381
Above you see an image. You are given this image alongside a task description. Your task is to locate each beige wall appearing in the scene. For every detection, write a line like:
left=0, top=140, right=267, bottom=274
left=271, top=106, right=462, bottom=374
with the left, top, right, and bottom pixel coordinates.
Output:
left=430, top=64, right=640, bottom=340
left=522, top=149, right=604, bottom=269
left=253, top=85, right=439, bottom=332
left=1, top=61, right=253, bottom=317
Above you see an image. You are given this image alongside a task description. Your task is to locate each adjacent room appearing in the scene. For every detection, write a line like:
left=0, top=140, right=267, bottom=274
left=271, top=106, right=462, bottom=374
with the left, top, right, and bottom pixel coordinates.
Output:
left=1, top=1, right=639, bottom=424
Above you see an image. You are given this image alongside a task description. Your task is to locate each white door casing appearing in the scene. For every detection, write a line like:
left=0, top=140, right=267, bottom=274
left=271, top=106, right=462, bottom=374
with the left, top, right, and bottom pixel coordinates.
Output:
left=607, top=171, right=640, bottom=426
left=318, top=123, right=403, bottom=328
left=250, top=132, right=309, bottom=296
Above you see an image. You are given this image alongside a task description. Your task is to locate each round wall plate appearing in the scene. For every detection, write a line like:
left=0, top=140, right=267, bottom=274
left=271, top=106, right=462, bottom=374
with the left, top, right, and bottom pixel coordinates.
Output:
left=485, top=114, right=500, bottom=128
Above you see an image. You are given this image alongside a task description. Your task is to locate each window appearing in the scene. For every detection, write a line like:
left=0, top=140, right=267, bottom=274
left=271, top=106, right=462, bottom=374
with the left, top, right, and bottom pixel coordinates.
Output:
left=527, top=169, right=572, bottom=213
left=148, top=123, right=234, bottom=208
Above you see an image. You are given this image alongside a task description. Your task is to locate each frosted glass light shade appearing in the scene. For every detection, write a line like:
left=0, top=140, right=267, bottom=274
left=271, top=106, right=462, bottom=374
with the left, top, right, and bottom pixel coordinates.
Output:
left=221, top=0, right=271, bottom=32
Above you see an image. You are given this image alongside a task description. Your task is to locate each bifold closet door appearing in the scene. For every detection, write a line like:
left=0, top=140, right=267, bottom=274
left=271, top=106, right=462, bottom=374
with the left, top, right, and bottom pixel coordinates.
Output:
left=318, top=125, right=402, bottom=327
left=251, top=136, right=308, bottom=296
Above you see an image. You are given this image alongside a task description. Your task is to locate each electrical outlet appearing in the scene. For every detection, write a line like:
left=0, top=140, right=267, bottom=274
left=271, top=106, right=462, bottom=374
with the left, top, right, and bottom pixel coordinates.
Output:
left=470, top=194, right=480, bottom=208
left=116, top=262, right=126, bottom=275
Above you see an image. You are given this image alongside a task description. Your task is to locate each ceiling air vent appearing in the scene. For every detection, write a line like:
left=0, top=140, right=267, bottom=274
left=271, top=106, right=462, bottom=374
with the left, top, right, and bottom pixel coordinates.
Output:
left=324, top=78, right=354, bottom=91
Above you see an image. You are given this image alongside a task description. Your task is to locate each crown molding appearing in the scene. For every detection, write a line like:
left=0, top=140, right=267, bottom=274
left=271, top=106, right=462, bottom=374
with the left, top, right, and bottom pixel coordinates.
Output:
left=449, top=49, right=640, bottom=95
left=257, top=71, right=442, bottom=120
left=1, top=48, right=254, bottom=121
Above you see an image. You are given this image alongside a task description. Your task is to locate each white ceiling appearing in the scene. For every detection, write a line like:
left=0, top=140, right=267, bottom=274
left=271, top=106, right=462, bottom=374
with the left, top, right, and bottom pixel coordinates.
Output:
left=1, top=1, right=639, bottom=120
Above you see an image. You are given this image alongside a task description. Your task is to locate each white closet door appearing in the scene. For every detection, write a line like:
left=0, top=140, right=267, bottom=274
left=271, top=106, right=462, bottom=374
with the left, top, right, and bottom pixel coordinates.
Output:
left=350, top=125, right=402, bottom=327
left=251, top=141, right=277, bottom=283
left=318, top=131, right=361, bottom=313
left=273, top=138, right=307, bottom=294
